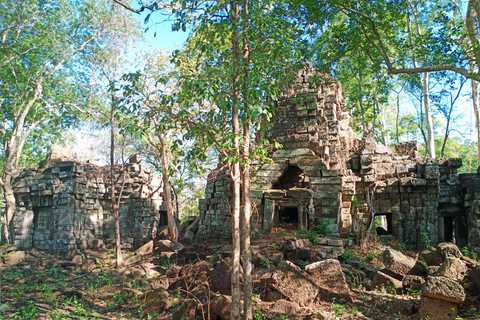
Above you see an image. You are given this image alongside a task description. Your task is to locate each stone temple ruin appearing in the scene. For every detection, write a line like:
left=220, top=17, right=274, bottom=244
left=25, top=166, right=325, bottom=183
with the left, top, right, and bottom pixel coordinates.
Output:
left=12, top=147, right=166, bottom=251
left=9, top=68, right=480, bottom=252
left=198, top=67, right=480, bottom=249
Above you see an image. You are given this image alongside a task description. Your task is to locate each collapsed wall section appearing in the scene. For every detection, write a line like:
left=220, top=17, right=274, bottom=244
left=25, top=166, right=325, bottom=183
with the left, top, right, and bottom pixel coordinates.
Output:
left=12, top=151, right=165, bottom=251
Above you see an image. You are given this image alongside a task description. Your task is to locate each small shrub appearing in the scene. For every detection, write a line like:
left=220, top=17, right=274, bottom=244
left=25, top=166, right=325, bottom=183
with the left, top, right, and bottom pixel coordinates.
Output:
left=342, top=249, right=353, bottom=263
left=260, top=257, right=273, bottom=268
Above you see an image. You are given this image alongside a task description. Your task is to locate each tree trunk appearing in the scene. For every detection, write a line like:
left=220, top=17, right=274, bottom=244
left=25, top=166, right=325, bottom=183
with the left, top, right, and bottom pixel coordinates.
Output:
left=2, top=179, right=16, bottom=244
left=396, top=91, right=400, bottom=143
left=230, top=1, right=242, bottom=318
left=422, top=72, right=435, bottom=158
left=472, top=79, right=480, bottom=167
left=241, top=0, right=252, bottom=318
left=159, top=134, right=179, bottom=243
left=241, top=121, right=253, bottom=320
left=111, top=92, right=124, bottom=269
left=358, top=69, right=366, bottom=132
left=464, top=1, right=480, bottom=167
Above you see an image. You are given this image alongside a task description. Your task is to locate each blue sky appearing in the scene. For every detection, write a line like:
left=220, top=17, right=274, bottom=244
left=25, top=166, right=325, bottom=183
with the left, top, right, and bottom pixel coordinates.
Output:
left=136, top=10, right=189, bottom=52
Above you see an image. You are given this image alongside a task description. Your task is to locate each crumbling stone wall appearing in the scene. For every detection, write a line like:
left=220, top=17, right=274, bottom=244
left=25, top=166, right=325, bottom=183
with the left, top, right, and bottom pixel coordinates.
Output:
left=12, top=149, right=165, bottom=251
left=198, top=65, right=480, bottom=249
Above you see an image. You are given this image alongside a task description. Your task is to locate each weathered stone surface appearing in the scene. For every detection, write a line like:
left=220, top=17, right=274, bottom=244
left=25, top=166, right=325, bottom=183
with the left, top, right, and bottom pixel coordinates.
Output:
left=210, top=294, right=231, bottom=320
left=2, top=251, right=25, bottom=265
left=326, top=239, right=343, bottom=247
left=0, top=245, right=17, bottom=254
left=437, top=243, right=463, bottom=259
left=135, top=240, right=153, bottom=256
left=209, top=261, right=231, bottom=295
left=402, top=275, right=424, bottom=290
left=460, top=255, right=480, bottom=269
left=13, top=153, right=164, bottom=252
left=421, top=276, right=466, bottom=304
left=381, top=248, right=416, bottom=276
left=172, top=299, right=197, bottom=320
left=183, top=230, right=195, bottom=242
left=418, top=296, right=459, bottom=320
left=305, top=259, right=352, bottom=303
left=270, top=299, right=302, bottom=315
left=435, top=257, right=467, bottom=281
left=280, top=239, right=297, bottom=251
left=270, top=260, right=318, bottom=306
left=469, top=266, right=480, bottom=291
left=142, top=288, right=171, bottom=317
left=150, top=275, right=169, bottom=290
left=422, top=249, right=444, bottom=266
left=370, top=295, right=419, bottom=316
left=371, top=270, right=403, bottom=294
left=71, top=254, right=84, bottom=265
left=165, top=264, right=182, bottom=278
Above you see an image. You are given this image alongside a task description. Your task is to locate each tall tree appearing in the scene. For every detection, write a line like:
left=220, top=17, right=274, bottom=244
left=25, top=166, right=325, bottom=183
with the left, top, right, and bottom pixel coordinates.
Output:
left=171, top=1, right=304, bottom=317
left=120, top=50, right=181, bottom=243
left=0, top=0, right=123, bottom=243
left=88, top=6, right=142, bottom=268
left=293, top=0, right=480, bottom=160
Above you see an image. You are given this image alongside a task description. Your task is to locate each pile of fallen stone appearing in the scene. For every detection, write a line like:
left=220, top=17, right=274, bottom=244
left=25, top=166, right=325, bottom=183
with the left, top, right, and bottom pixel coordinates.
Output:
left=359, top=243, right=480, bottom=320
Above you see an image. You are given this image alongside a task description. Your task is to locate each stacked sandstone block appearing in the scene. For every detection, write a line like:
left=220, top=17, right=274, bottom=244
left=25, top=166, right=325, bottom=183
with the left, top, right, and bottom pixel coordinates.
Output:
left=12, top=152, right=163, bottom=251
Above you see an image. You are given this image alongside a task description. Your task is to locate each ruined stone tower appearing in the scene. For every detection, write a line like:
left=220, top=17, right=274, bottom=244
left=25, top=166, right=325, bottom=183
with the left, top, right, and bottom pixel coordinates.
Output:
left=198, top=65, right=480, bottom=249
left=12, top=148, right=166, bottom=251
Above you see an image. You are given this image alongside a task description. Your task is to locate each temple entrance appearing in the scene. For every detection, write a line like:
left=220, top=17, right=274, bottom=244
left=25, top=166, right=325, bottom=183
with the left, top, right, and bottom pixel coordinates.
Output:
left=438, top=203, right=467, bottom=247
left=278, top=206, right=298, bottom=224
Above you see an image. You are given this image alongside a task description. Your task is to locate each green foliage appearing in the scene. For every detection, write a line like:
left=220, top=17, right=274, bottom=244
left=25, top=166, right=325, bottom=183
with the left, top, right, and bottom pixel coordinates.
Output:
left=342, top=249, right=354, bottom=263
left=211, top=249, right=222, bottom=260
left=420, top=232, right=431, bottom=249
left=254, top=307, right=263, bottom=320
left=461, top=246, right=479, bottom=261
left=366, top=250, right=379, bottom=261
left=315, top=218, right=333, bottom=237
left=406, top=288, right=422, bottom=297
left=269, top=242, right=278, bottom=250
left=332, top=299, right=347, bottom=317
left=158, top=256, right=174, bottom=271
left=374, top=217, right=382, bottom=229
left=260, top=257, right=273, bottom=268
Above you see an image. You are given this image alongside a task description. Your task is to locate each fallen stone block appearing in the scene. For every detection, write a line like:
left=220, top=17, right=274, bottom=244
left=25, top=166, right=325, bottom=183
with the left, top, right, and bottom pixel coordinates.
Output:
left=135, top=240, right=153, bottom=256
left=422, top=248, right=444, bottom=266
left=142, top=288, right=171, bottom=317
left=2, top=251, right=26, bottom=265
left=270, top=260, right=318, bottom=306
left=210, top=294, right=231, bottom=320
left=371, top=270, right=403, bottom=294
left=434, top=257, right=467, bottom=281
left=270, top=299, right=302, bottom=315
left=0, top=245, right=17, bottom=255
left=418, top=296, right=459, bottom=320
left=381, top=248, right=414, bottom=275
left=402, top=275, right=424, bottom=291
left=305, top=259, right=352, bottom=303
left=172, top=299, right=197, bottom=320
left=327, top=238, right=343, bottom=247
left=437, top=242, right=462, bottom=259
left=370, top=295, right=419, bottom=316
left=421, top=276, right=465, bottom=304
left=150, top=275, right=169, bottom=290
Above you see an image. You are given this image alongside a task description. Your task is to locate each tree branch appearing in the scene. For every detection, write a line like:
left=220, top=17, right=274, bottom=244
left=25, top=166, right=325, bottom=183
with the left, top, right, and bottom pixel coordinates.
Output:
left=388, top=65, right=478, bottom=80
